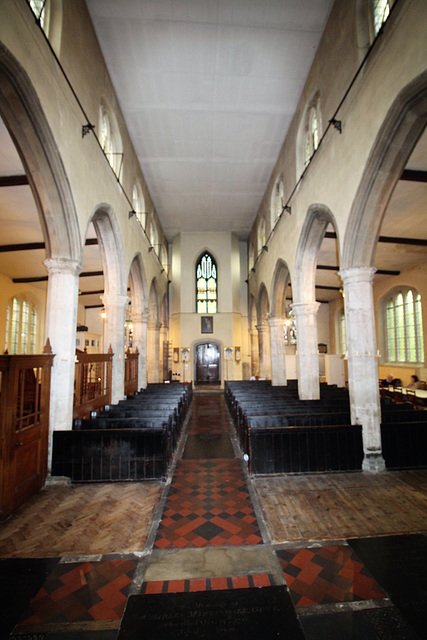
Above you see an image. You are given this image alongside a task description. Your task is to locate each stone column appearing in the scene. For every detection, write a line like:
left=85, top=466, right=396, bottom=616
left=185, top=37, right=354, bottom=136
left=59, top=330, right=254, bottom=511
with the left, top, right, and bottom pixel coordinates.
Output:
left=256, top=322, right=271, bottom=380
left=44, top=258, right=82, bottom=464
left=250, top=328, right=259, bottom=378
left=101, top=293, right=129, bottom=403
left=268, top=316, right=287, bottom=386
left=339, top=267, right=385, bottom=471
left=131, top=311, right=148, bottom=390
left=147, top=320, right=161, bottom=383
left=291, top=302, right=320, bottom=400
left=160, top=324, right=169, bottom=382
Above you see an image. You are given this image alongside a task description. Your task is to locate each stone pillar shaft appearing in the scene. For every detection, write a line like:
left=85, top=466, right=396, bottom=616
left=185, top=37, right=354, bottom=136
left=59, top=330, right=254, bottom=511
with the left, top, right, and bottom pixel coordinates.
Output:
left=250, top=328, right=259, bottom=378
left=339, top=267, right=385, bottom=471
left=147, top=320, right=161, bottom=383
left=44, top=258, right=82, bottom=465
left=101, top=293, right=129, bottom=403
left=131, top=312, right=148, bottom=390
left=256, top=323, right=271, bottom=380
left=268, top=316, right=287, bottom=386
left=291, top=302, right=320, bottom=400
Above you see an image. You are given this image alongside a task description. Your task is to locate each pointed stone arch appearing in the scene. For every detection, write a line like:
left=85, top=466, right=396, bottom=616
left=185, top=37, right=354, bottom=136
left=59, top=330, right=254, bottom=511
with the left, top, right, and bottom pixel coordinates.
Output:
left=248, top=293, right=259, bottom=378
left=293, top=205, right=339, bottom=399
left=342, top=70, right=427, bottom=270
left=0, top=42, right=80, bottom=261
left=147, top=278, right=161, bottom=383
left=293, top=204, right=339, bottom=304
left=0, top=42, right=82, bottom=445
left=128, top=253, right=149, bottom=389
left=256, top=283, right=271, bottom=380
left=269, top=259, right=291, bottom=385
left=89, top=205, right=128, bottom=402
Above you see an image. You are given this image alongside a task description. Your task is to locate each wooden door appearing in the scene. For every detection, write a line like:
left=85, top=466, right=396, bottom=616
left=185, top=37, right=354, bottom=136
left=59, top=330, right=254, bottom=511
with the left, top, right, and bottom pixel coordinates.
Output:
left=195, top=342, right=220, bottom=383
left=0, top=353, right=53, bottom=521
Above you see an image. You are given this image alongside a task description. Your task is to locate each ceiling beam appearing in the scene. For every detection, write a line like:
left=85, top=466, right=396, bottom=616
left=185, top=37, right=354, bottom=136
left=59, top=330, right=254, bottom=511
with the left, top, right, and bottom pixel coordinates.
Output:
left=400, top=169, right=427, bottom=182
left=324, top=231, right=427, bottom=246
left=0, top=174, right=29, bottom=187
left=316, top=264, right=400, bottom=276
left=0, top=237, right=98, bottom=253
left=13, top=269, right=103, bottom=284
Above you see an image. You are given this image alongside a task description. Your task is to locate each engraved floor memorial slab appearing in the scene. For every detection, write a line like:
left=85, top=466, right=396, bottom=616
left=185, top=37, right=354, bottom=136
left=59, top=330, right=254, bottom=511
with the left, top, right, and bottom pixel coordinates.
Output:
left=117, top=586, right=305, bottom=640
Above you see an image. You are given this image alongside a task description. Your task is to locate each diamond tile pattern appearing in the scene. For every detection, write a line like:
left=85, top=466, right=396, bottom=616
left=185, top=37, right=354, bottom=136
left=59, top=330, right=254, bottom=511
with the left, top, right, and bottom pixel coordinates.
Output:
left=277, top=545, right=386, bottom=607
left=21, top=558, right=137, bottom=624
left=154, top=459, right=263, bottom=548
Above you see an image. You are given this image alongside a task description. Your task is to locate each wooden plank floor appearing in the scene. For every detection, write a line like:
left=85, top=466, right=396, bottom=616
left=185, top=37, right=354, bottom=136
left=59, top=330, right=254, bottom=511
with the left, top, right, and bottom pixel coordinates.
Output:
left=254, top=470, right=427, bottom=543
left=0, top=482, right=163, bottom=558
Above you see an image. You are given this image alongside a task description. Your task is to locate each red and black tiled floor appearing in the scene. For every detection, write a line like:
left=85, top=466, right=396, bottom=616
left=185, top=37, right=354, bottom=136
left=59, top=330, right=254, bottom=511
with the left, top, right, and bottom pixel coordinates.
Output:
left=2, top=392, right=427, bottom=639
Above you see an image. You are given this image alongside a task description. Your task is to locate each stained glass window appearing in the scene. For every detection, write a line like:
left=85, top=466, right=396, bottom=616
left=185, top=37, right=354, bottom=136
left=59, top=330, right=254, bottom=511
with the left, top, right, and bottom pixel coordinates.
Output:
left=385, top=289, right=424, bottom=363
left=196, top=252, right=217, bottom=314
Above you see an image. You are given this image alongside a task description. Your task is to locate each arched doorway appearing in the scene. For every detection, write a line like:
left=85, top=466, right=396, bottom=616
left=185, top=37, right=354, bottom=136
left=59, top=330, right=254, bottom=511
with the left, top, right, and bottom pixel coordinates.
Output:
left=195, top=342, right=220, bottom=384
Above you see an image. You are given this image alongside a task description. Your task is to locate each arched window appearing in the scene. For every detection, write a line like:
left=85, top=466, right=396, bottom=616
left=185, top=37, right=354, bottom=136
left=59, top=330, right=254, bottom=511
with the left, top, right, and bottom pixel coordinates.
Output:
left=29, top=0, right=50, bottom=31
left=99, top=105, right=122, bottom=177
left=132, top=183, right=146, bottom=229
left=373, top=0, right=392, bottom=34
left=271, top=178, right=284, bottom=230
left=196, top=252, right=217, bottom=314
left=5, top=296, right=38, bottom=354
left=257, top=217, right=266, bottom=254
left=303, top=100, right=322, bottom=168
left=385, top=289, right=424, bottom=363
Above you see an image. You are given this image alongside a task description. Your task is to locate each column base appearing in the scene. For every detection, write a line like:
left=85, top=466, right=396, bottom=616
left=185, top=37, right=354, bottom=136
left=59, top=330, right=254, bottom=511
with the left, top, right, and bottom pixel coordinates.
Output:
left=362, top=452, right=386, bottom=472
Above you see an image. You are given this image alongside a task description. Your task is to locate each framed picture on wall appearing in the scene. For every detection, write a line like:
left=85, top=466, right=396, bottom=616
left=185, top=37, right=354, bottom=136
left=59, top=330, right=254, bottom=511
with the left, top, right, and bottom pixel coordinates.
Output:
left=201, top=316, right=213, bottom=334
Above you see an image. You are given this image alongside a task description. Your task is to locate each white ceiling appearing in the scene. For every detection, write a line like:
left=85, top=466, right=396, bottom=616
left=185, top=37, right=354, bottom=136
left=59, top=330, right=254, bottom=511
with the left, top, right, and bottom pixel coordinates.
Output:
left=86, top=0, right=334, bottom=240
left=0, top=2, right=426, bottom=311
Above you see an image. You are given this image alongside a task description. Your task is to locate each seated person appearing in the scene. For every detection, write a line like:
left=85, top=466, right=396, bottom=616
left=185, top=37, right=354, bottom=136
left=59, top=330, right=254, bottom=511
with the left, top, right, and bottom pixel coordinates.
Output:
left=381, top=374, right=401, bottom=387
left=406, top=374, right=423, bottom=390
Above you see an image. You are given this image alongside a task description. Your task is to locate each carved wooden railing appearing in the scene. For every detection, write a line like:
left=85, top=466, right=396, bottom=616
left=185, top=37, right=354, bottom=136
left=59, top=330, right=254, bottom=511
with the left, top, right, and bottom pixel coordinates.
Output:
left=124, top=348, right=139, bottom=397
left=0, top=341, right=54, bottom=521
left=73, top=347, right=113, bottom=420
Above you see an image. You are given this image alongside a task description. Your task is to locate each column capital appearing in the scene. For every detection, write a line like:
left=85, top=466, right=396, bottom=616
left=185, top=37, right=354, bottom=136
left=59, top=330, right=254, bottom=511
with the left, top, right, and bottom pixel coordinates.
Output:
left=290, top=301, right=320, bottom=317
left=338, top=266, right=376, bottom=286
left=131, top=312, right=149, bottom=324
left=267, top=316, right=284, bottom=329
left=101, top=293, right=130, bottom=309
left=44, top=257, right=83, bottom=277
left=256, top=323, right=269, bottom=333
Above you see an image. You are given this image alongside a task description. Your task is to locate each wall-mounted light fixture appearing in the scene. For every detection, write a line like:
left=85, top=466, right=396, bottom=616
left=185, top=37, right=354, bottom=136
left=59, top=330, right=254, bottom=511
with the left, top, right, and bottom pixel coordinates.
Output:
left=82, top=123, right=95, bottom=138
left=329, top=117, right=342, bottom=133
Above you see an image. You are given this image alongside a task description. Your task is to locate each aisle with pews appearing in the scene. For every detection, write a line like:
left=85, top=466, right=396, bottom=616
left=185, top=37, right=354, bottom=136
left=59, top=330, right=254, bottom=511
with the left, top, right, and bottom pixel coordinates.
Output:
left=1, top=388, right=427, bottom=639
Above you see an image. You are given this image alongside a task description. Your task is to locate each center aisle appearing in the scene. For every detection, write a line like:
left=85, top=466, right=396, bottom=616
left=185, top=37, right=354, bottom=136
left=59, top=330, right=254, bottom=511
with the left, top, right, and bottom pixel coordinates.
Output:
left=153, top=392, right=263, bottom=550
left=139, top=391, right=282, bottom=595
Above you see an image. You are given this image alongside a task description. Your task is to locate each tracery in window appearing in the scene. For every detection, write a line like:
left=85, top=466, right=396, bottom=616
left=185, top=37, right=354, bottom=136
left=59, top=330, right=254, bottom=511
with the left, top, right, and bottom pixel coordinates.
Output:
left=5, top=296, right=38, bottom=355
left=132, top=183, right=146, bottom=229
left=385, top=289, right=424, bottom=364
left=196, top=253, right=217, bottom=314
left=373, top=0, right=391, bottom=34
